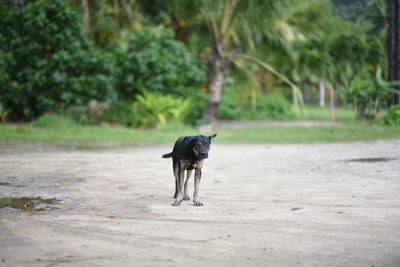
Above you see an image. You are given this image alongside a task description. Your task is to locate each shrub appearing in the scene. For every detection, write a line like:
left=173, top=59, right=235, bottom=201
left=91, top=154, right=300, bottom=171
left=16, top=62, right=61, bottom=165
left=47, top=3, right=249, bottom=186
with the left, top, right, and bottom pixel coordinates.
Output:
left=218, top=88, right=244, bottom=120
left=383, top=105, right=400, bottom=126
left=0, top=102, right=10, bottom=123
left=31, top=113, right=79, bottom=129
left=116, top=27, right=205, bottom=98
left=0, top=0, right=116, bottom=121
left=61, top=100, right=110, bottom=125
left=347, top=67, right=399, bottom=119
left=132, top=91, right=191, bottom=129
left=63, top=105, right=88, bottom=125
left=248, top=93, right=295, bottom=120
left=219, top=89, right=294, bottom=120
left=103, top=101, right=133, bottom=127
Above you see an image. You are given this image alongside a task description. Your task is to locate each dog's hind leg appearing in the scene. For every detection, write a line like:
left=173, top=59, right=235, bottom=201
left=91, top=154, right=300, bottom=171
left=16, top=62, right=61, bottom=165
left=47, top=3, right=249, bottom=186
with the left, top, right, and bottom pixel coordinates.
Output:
left=172, top=164, right=185, bottom=206
left=173, top=166, right=178, bottom=198
left=183, top=170, right=192, bottom=201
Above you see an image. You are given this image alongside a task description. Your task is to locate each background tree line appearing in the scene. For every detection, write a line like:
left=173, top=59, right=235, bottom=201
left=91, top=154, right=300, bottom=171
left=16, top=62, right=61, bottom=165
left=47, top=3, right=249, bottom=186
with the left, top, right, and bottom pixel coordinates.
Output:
left=0, top=0, right=398, bottom=127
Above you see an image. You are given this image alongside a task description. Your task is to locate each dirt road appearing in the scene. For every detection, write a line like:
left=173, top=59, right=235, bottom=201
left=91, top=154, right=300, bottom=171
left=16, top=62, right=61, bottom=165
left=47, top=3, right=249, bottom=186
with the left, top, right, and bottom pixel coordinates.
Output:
left=1, top=140, right=400, bottom=266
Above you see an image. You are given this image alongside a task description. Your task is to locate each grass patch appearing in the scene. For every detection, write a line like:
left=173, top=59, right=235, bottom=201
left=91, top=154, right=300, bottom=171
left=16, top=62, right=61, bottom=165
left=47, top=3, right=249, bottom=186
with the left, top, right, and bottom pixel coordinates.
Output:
left=219, top=125, right=400, bottom=143
left=298, top=105, right=356, bottom=123
left=1, top=122, right=399, bottom=147
left=31, top=113, right=80, bottom=129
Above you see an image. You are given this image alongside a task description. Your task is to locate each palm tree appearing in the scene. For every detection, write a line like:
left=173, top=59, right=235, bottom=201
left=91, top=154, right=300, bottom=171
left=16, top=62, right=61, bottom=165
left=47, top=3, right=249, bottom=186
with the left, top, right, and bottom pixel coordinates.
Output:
left=197, top=0, right=305, bottom=123
left=295, top=37, right=336, bottom=118
left=158, top=0, right=306, bottom=122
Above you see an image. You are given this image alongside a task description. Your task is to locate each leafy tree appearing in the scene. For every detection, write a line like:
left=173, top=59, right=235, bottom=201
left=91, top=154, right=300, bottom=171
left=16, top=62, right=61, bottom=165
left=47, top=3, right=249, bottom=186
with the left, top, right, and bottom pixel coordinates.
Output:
left=0, top=0, right=116, bottom=121
left=115, top=27, right=206, bottom=121
left=332, top=0, right=369, bottom=19
left=68, top=0, right=139, bottom=46
left=158, top=0, right=307, bottom=122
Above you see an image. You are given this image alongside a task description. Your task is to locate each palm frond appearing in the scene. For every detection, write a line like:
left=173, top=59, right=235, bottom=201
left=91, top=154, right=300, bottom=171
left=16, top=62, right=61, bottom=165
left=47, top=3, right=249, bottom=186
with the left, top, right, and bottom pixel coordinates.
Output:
left=234, top=54, right=304, bottom=114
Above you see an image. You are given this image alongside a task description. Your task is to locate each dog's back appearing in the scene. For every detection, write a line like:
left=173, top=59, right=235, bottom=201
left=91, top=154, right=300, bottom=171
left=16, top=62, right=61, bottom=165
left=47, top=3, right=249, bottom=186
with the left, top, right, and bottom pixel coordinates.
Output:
left=162, top=136, right=193, bottom=160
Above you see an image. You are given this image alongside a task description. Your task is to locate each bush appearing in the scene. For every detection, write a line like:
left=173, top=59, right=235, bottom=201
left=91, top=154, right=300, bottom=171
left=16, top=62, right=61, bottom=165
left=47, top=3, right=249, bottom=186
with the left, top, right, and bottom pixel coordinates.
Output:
left=0, top=0, right=116, bottom=121
left=132, top=91, right=191, bottom=129
left=347, top=67, right=399, bottom=119
left=0, top=102, right=10, bottom=123
left=103, top=101, right=133, bottom=127
left=383, top=105, right=400, bottom=126
left=116, top=27, right=205, bottom=98
left=219, top=89, right=294, bottom=120
left=249, top=93, right=295, bottom=120
left=31, top=113, right=79, bottom=129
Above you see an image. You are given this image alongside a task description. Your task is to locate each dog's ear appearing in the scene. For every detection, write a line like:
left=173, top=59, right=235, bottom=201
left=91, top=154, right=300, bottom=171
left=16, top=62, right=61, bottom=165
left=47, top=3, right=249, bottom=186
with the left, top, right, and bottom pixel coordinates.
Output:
left=208, top=133, right=217, bottom=140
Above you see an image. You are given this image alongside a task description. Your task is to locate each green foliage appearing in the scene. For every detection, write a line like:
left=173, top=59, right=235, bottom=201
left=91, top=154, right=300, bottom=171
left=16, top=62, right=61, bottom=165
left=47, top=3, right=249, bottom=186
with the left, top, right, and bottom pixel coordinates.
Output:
left=251, top=92, right=295, bottom=119
left=0, top=102, right=10, bottom=123
left=102, top=101, right=133, bottom=127
left=0, top=0, right=390, bottom=125
left=60, top=100, right=109, bottom=126
left=0, top=0, right=116, bottom=121
left=294, top=33, right=385, bottom=84
left=347, top=67, right=399, bottom=119
left=116, top=27, right=205, bottom=98
left=219, top=89, right=294, bottom=120
left=63, top=105, right=88, bottom=125
left=131, top=91, right=191, bottom=128
left=182, top=89, right=207, bottom=123
left=31, top=113, right=79, bottom=129
left=383, top=105, right=400, bottom=126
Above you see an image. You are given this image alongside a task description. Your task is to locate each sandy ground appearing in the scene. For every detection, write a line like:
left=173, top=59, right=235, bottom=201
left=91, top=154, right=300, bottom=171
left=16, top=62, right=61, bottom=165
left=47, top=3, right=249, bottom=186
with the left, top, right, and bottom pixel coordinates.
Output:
left=0, top=140, right=400, bottom=267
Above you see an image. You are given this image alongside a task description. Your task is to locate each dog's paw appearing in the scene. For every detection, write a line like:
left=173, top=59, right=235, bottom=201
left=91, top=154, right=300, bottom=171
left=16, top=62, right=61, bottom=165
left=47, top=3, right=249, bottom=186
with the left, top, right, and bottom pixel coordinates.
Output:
left=193, top=201, right=203, bottom=206
left=183, top=195, right=190, bottom=201
left=172, top=200, right=182, bottom=206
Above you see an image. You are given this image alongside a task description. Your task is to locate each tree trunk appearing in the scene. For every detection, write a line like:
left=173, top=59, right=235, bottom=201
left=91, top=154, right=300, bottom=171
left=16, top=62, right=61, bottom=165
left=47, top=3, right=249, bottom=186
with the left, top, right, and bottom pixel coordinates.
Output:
left=82, top=0, right=90, bottom=31
left=318, top=80, right=325, bottom=107
left=203, top=45, right=227, bottom=124
left=388, top=0, right=400, bottom=105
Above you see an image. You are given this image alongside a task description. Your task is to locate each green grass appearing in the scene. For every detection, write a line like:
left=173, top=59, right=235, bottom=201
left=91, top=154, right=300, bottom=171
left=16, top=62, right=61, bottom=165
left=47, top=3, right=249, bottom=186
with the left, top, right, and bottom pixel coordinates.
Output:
left=1, top=122, right=399, bottom=147
left=298, top=105, right=357, bottom=123
left=1, top=112, right=398, bottom=147
left=220, top=125, right=400, bottom=143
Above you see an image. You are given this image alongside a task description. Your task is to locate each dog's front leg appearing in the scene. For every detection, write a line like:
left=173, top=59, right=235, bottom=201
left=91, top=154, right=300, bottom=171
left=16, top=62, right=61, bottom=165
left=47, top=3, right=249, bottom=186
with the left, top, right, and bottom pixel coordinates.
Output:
left=193, top=168, right=203, bottom=206
left=183, top=170, right=192, bottom=201
left=172, top=165, right=185, bottom=206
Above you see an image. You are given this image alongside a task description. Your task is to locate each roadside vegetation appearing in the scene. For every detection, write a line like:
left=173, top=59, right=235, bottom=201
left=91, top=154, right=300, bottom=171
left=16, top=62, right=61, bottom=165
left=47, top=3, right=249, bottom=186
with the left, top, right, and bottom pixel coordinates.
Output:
left=1, top=111, right=399, bottom=147
left=0, top=0, right=399, bottom=143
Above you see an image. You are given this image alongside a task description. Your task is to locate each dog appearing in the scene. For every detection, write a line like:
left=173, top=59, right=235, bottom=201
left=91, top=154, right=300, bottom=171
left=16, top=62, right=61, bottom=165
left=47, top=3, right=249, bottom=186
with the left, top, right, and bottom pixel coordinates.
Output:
left=162, top=134, right=217, bottom=206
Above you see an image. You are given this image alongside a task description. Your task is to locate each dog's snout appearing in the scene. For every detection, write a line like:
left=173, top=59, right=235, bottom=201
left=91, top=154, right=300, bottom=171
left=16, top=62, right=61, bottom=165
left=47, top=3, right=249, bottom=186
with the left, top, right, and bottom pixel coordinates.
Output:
left=200, top=152, right=208, bottom=158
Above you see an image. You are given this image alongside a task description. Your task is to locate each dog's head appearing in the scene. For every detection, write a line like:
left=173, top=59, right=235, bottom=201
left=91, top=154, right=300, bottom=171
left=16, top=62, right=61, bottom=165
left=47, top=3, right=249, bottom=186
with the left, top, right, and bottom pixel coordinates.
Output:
left=192, top=133, right=217, bottom=160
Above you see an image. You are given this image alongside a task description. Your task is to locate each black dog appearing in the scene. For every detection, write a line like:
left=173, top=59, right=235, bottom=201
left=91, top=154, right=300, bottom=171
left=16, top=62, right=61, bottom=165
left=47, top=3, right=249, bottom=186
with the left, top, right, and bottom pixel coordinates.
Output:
left=162, top=134, right=217, bottom=206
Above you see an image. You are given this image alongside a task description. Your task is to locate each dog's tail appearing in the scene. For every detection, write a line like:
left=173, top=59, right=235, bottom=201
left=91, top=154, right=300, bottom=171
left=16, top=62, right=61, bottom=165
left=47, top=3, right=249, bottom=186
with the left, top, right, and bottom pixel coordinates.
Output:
left=162, top=152, right=173, bottom=158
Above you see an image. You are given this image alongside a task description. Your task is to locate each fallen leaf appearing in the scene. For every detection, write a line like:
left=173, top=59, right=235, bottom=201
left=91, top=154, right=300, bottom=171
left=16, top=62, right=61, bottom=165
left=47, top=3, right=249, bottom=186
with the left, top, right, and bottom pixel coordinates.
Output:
left=24, top=201, right=32, bottom=209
